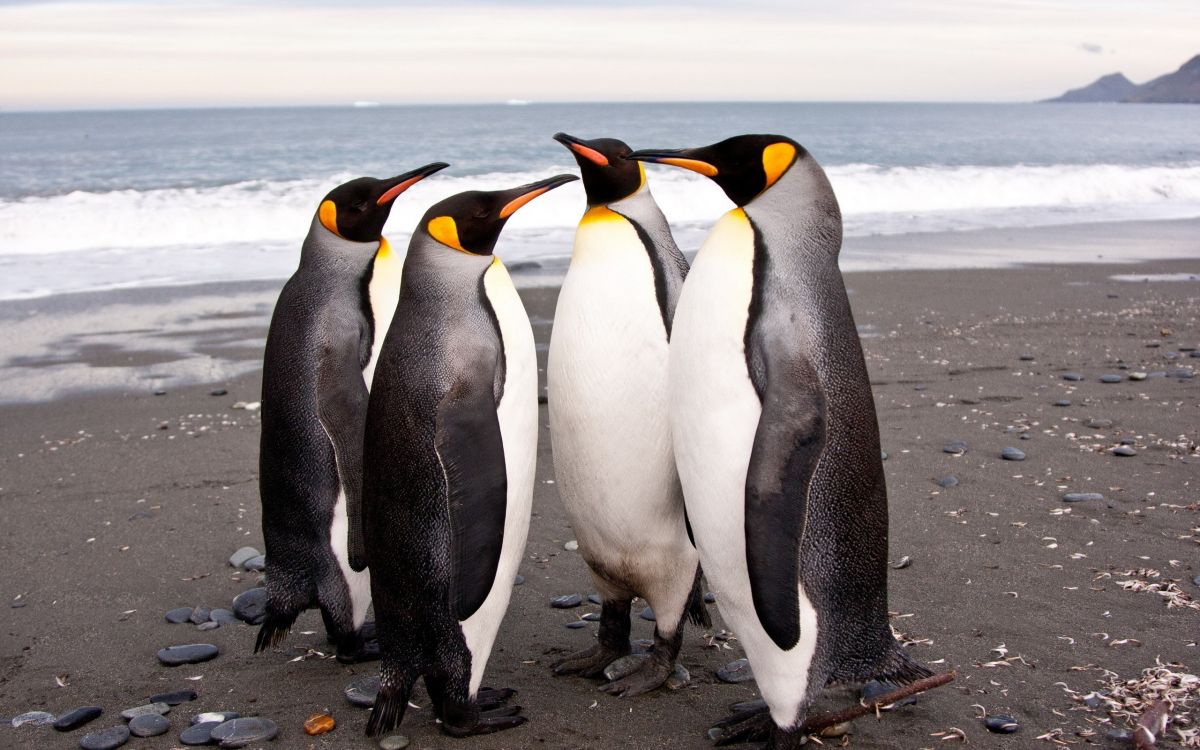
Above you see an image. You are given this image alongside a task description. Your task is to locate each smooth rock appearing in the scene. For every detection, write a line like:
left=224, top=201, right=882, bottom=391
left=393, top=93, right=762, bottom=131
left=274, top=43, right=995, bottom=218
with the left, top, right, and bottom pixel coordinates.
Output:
left=943, top=440, right=968, bottom=455
left=303, top=713, right=335, bottom=736
left=639, top=606, right=655, bottom=621
left=157, top=644, right=218, bottom=666
left=379, top=734, right=411, bottom=750
left=1063, top=492, right=1105, bottom=503
left=210, top=388, right=228, bottom=397
left=345, top=676, right=380, bottom=708
left=119, top=703, right=169, bottom=720
left=1019, top=354, right=1035, bottom=361
left=604, top=654, right=649, bottom=682
left=54, top=706, right=102, bottom=731
left=1001, top=447, right=1025, bottom=461
left=565, top=620, right=588, bottom=629
left=581, top=612, right=601, bottom=621
left=189, top=606, right=212, bottom=624
left=1099, top=374, right=1122, bottom=383
left=80, top=725, right=130, bottom=750
left=228, top=547, right=260, bottom=569
left=563, top=540, right=579, bottom=551
left=1129, top=372, right=1148, bottom=381
left=1062, top=372, right=1083, bottom=381
left=587, top=593, right=602, bottom=605
left=1192, top=575, right=1200, bottom=588
left=180, top=721, right=221, bottom=745
left=881, top=451, right=888, bottom=460
left=198, top=620, right=220, bottom=631
left=1105, top=727, right=1134, bottom=742
left=716, top=658, right=755, bottom=684
left=665, top=663, right=691, bottom=691
left=512, top=575, right=524, bottom=586
left=210, top=717, right=278, bottom=748
left=232, top=588, right=267, bottom=624
left=1119, top=437, right=1136, bottom=445
left=192, top=712, right=239, bottom=726
left=550, top=594, right=582, bottom=609
left=242, top=555, right=266, bottom=572
left=1174, top=369, right=1195, bottom=379
left=151, top=689, right=197, bottom=705
left=13, top=710, right=55, bottom=727
left=1112, top=445, right=1137, bottom=457
left=984, top=714, right=1020, bottom=733
left=129, top=714, right=170, bottom=738
left=1085, top=418, right=1113, bottom=428
left=165, top=607, right=193, bottom=624
left=936, top=475, right=959, bottom=488
left=1054, top=399, right=1071, bottom=407
left=703, top=592, right=717, bottom=603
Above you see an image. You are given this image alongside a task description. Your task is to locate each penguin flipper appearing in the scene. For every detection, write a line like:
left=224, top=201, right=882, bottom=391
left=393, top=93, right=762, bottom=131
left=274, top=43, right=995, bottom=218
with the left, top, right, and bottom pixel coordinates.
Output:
left=435, top=373, right=508, bottom=622
left=316, top=337, right=370, bottom=572
left=744, top=350, right=826, bottom=652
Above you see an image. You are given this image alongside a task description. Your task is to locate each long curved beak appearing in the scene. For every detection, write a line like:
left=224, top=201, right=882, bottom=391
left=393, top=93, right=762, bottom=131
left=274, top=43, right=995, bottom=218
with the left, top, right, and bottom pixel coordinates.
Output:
left=376, top=161, right=450, bottom=205
left=553, top=132, right=609, bottom=166
left=625, top=148, right=718, bottom=177
left=497, top=173, right=579, bottom=218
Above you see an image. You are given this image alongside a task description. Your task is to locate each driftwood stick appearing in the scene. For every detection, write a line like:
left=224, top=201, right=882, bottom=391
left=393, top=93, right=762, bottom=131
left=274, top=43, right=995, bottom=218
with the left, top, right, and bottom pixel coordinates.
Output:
left=800, top=672, right=957, bottom=733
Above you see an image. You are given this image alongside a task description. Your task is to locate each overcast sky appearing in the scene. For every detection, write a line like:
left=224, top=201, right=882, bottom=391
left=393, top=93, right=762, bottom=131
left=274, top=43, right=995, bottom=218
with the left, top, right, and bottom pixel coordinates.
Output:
left=1, top=0, right=1197, bottom=110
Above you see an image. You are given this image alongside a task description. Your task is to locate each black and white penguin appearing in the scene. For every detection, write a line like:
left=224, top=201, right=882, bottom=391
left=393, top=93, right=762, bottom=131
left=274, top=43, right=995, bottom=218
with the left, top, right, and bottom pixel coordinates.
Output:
left=361, top=173, right=578, bottom=738
left=256, top=163, right=448, bottom=663
left=628, top=137, right=932, bottom=747
left=547, top=133, right=708, bottom=696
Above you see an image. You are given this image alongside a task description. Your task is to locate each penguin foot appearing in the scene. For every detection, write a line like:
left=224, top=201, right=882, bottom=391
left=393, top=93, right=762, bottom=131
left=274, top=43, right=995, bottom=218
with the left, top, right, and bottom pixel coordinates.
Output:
left=550, top=644, right=630, bottom=679
left=335, top=639, right=381, bottom=664
left=708, top=702, right=775, bottom=746
left=476, top=687, right=517, bottom=710
left=598, top=654, right=674, bottom=697
left=440, top=700, right=528, bottom=737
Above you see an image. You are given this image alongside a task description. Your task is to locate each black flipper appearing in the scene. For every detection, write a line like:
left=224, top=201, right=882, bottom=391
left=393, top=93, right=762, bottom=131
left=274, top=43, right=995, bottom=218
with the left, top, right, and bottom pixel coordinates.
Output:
left=316, top=335, right=370, bottom=573
left=435, top=376, right=508, bottom=622
left=684, top=566, right=712, bottom=628
left=744, top=349, right=826, bottom=651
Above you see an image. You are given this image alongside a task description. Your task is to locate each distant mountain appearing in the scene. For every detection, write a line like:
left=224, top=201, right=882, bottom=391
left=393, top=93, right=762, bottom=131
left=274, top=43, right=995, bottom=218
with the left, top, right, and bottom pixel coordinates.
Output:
left=1043, top=54, right=1200, bottom=104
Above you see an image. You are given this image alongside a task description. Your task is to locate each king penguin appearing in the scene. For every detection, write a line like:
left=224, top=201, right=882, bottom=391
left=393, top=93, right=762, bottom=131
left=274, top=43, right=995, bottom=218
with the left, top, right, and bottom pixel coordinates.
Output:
left=628, top=137, right=933, bottom=747
left=547, top=133, right=709, bottom=696
left=256, top=163, right=448, bottom=663
left=360, top=173, right=578, bottom=738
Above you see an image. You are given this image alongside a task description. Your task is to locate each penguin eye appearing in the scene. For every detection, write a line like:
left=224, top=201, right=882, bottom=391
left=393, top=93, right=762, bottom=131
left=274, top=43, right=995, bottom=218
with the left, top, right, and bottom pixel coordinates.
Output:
left=351, top=199, right=369, bottom=212
left=473, top=208, right=489, bottom=220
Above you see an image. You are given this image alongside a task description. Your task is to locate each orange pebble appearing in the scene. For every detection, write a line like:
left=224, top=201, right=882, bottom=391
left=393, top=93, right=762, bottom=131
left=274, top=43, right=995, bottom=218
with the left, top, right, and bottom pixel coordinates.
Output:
left=304, top=713, right=335, bottom=736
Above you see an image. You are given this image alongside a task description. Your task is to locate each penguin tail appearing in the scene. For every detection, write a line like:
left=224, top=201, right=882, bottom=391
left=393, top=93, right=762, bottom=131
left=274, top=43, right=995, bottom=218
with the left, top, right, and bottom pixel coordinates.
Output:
left=873, top=644, right=935, bottom=685
left=365, top=669, right=415, bottom=737
left=684, top=566, right=713, bottom=629
left=253, top=611, right=299, bottom=654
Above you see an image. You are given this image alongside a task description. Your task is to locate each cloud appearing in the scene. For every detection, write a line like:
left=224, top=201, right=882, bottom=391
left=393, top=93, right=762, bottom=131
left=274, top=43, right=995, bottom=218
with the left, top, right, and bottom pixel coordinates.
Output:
left=1078, top=42, right=1104, bottom=54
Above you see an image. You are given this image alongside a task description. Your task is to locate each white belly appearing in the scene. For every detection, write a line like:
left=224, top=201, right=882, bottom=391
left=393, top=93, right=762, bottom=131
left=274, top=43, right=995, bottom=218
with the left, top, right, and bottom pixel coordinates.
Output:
left=459, top=257, right=537, bottom=695
left=548, top=209, right=696, bottom=626
left=670, top=208, right=819, bottom=729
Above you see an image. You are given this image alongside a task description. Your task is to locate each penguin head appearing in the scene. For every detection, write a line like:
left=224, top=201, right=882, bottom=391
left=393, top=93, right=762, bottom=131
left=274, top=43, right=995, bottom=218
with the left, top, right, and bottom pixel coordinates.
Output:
left=627, top=135, right=802, bottom=207
left=317, top=162, right=449, bottom=242
left=420, top=174, right=578, bottom=256
left=553, top=132, right=643, bottom=206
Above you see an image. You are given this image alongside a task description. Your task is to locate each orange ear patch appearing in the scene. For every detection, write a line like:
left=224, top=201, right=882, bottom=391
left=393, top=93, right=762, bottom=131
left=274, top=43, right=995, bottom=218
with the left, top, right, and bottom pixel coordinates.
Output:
left=762, top=142, right=797, bottom=189
left=427, top=215, right=468, bottom=252
left=318, top=200, right=341, bottom=236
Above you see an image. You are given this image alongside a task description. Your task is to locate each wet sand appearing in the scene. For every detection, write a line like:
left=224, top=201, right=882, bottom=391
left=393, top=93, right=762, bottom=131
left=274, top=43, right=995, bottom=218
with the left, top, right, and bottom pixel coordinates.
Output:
left=2, top=257, right=1198, bottom=749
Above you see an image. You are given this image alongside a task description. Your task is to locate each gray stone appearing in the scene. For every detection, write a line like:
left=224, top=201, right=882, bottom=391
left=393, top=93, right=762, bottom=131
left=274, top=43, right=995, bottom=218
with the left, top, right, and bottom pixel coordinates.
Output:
left=1054, top=399, right=1071, bottom=407
left=587, top=593, right=602, bottom=605
left=639, top=606, right=655, bottom=621
left=197, top=620, right=220, bottom=631
left=180, top=721, right=221, bottom=745
left=231, top=588, right=267, bottom=624
left=242, top=555, right=266, bottom=572
left=191, top=712, right=239, bottom=726
left=165, top=607, right=193, bottom=624
left=79, top=725, right=130, bottom=750
left=936, top=475, right=959, bottom=488
left=12, top=710, right=55, bottom=728
left=943, top=440, right=968, bottom=455
left=119, top=703, right=169, bottom=721
left=1129, top=371, right=1148, bottom=381
left=984, top=714, right=1020, bottom=733
left=565, top=620, right=588, bottom=629
left=379, top=735, right=411, bottom=750
left=1062, top=372, right=1084, bottom=381
left=150, top=689, right=197, bottom=705
left=209, top=717, right=278, bottom=748
left=188, top=606, right=211, bottom=624
left=1001, top=447, right=1025, bottom=461
left=603, top=654, right=649, bottom=682
left=129, top=714, right=170, bottom=738
left=1112, top=445, right=1137, bottom=457
left=512, top=575, right=524, bottom=586
left=550, top=594, right=582, bottom=609
left=1085, top=418, right=1113, bottom=428
left=157, top=644, right=218, bottom=666
left=703, top=592, right=717, bottom=603
left=581, top=612, right=601, bottom=621
left=716, top=658, right=755, bottom=684
left=228, top=546, right=261, bottom=569
left=54, top=706, right=102, bottom=731
left=1019, top=354, right=1035, bottom=361
left=345, top=676, right=380, bottom=708
left=1063, top=492, right=1105, bottom=503
left=563, top=540, right=579, bottom=551
left=1099, top=374, right=1122, bottom=383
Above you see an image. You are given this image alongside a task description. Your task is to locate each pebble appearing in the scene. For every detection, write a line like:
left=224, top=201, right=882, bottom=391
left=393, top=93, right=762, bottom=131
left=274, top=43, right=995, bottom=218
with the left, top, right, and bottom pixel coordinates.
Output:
left=1174, top=369, right=1195, bottom=379
left=1062, top=372, right=1084, bottom=381
left=165, top=607, right=194, bottom=624
left=198, top=621, right=220, bottom=631
left=1001, top=447, right=1025, bottom=461
left=1119, top=437, right=1136, bottom=445
left=54, top=707, right=102, bottom=731
left=942, top=440, right=968, bottom=455
left=581, top=612, right=601, bottom=621
left=232, top=588, right=268, bottom=623
left=550, top=594, right=583, bottom=609
left=861, top=680, right=916, bottom=710
left=1054, top=399, right=1071, bottom=407
left=119, top=703, right=169, bottom=721
left=563, top=540, right=579, bottom=551
left=1192, top=575, right=1200, bottom=589
left=1019, top=354, right=1035, bottom=361
left=1085, top=418, right=1113, bottom=428
left=1112, top=445, right=1137, bottom=457
left=984, top=714, right=1020, bottom=733
left=1063, top=492, right=1105, bottom=503
left=604, top=654, right=649, bottom=682
left=1105, top=727, right=1134, bottom=742
left=665, top=663, right=691, bottom=690
left=189, top=606, right=212, bottom=624
left=80, top=725, right=130, bottom=750
left=1099, top=374, right=1123, bottom=383
left=936, top=475, right=959, bottom=488
left=587, top=593, right=602, bottom=605
left=640, top=606, right=655, bottom=621
left=209, top=717, right=278, bottom=747
left=345, top=676, right=380, bottom=708
left=379, top=735, right=411, bottom=750
left=157, top=644, right=218, bottom=666
left=209, top=388, right=228, bottom=397
left=129, top=714, right=170, bottom=738
left=820, top=722, right=852, bottom=738
left=153, top=389, right=167, bottom=396
left=716, top=658, right=755, bottom=684
left=512, top=575, right=525, bottom=586
left=304, top=713, right=335, bottom=736
left=228, top=546, right=261, bottom=569
left=881, top=451, right=888, bottom=460
left=180, top=721, right=221, bottom=745
left=192, top=712, right=239, bottom=725
left=703, top=592, right=717, bottom=603
left=13, top=710, right=56, bottom=727
left=565, top=620, right=588, bottom=629
left=242, top=555, right=267, bottom=572
left=151, top=689, right=197, bottom=705
left=1129, top=371, right=1148, bottom=381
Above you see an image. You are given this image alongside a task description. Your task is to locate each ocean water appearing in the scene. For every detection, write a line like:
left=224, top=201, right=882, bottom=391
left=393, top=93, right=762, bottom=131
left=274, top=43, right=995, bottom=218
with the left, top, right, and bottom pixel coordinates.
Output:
left=2, top=102, right=1199, bottom=299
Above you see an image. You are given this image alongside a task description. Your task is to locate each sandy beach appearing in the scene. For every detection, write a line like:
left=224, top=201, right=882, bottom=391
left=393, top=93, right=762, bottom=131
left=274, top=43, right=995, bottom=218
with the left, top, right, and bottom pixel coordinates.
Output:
left=2, top=240, right=1198, bottom=748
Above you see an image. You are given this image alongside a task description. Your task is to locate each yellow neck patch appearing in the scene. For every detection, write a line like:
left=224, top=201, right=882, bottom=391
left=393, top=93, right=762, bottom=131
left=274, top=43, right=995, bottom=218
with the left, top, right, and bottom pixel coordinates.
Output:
left=428, top=215, right=469, bottom=253
left=762, top=142, right=797, bottom=190
left=318, top=200, right=341, bottom=237
left=376, top=236, right=391, bottom=259
left=581, top=205, right=621, bottom=224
